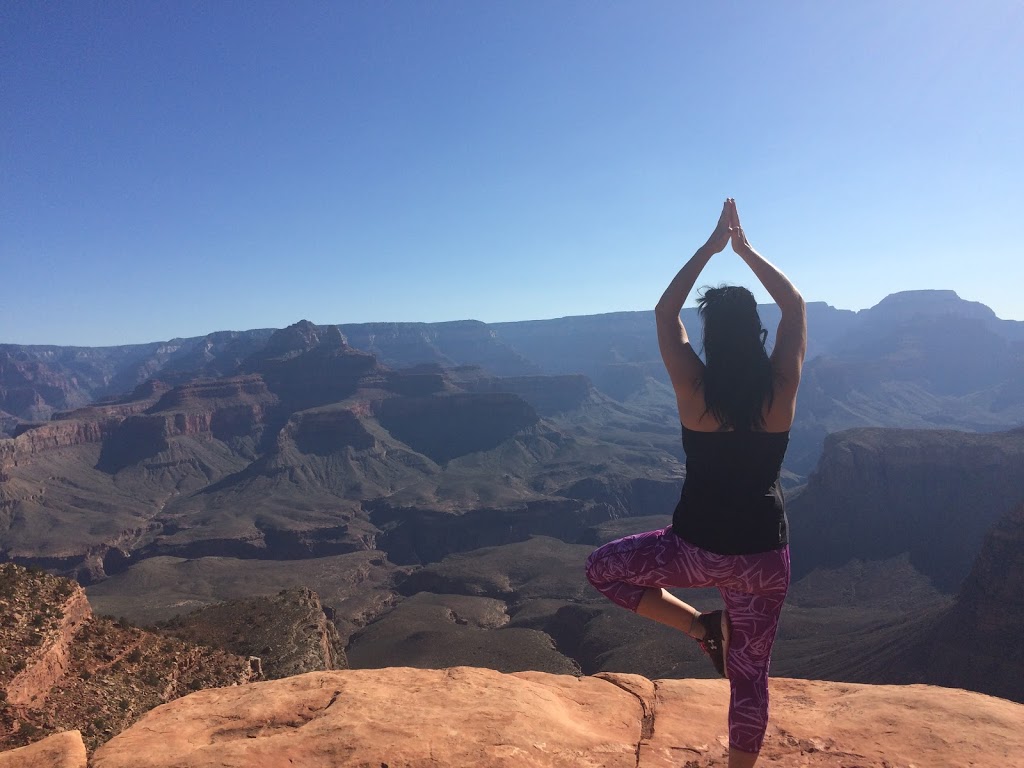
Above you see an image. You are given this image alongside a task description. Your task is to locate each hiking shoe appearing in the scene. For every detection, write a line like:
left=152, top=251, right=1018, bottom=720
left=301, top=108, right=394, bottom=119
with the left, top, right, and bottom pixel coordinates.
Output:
left=695, top=610, right=731, bottom=678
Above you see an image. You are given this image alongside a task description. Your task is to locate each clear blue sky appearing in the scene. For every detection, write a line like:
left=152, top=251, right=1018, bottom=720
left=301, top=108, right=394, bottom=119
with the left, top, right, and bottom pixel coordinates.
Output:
left=3, top=1, right=1022, bottom=345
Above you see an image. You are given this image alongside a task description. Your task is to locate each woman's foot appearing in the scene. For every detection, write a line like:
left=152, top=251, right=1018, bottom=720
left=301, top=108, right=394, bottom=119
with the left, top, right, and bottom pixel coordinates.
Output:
left=694, top=610, right=731, bottom=678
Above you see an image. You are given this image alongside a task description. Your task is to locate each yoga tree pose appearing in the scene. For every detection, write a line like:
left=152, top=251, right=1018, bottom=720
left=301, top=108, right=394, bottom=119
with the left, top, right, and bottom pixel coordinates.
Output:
left=586, top=199, right=806, bottom=768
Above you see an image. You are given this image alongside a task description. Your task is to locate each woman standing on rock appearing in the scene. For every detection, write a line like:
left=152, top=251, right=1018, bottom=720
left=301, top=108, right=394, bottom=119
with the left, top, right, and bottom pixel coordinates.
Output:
left=585, top=199, right=805, bottom=768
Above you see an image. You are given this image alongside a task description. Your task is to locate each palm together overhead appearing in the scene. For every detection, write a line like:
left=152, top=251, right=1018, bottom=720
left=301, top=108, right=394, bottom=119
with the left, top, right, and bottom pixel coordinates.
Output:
left=705, top=198, right=750, bottom=256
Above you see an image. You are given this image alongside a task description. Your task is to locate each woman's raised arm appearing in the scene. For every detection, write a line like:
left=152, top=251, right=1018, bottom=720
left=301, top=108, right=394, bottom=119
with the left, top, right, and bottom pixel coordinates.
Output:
left=728, top=199, right=806, bottom=401
left=655, top=201, right=731, bottom=412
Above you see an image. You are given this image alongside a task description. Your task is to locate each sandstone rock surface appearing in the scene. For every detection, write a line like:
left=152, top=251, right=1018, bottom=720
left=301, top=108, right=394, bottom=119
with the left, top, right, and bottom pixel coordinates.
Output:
left=92, top=667, right=1024, bottom=768
left=0, top=730, right=86, bottom=768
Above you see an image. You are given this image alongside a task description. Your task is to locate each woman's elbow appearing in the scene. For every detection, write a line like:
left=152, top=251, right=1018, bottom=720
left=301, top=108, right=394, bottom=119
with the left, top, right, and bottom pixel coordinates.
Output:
left=782, top=292, right=805, bottom=314
left=654, top=302, right=678, bottom=320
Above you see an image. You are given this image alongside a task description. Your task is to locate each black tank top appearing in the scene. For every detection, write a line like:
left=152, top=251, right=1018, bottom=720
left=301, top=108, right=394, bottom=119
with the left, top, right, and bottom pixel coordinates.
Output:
left=671, top=425, right=789, bottom=555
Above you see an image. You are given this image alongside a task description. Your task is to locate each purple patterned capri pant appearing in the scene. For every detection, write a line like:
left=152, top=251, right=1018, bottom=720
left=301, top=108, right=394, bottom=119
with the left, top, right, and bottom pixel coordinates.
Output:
left=585, top=526, right=790, bottom=754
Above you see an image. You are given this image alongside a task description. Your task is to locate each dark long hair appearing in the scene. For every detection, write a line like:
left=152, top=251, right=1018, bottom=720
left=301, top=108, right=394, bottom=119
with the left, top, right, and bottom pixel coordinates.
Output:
left=696, top=285, right=774, bottom=431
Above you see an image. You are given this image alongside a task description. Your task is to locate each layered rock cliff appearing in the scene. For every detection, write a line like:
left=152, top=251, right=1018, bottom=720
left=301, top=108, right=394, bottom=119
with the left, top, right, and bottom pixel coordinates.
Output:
left=789, top=426, right=1024, bottom=590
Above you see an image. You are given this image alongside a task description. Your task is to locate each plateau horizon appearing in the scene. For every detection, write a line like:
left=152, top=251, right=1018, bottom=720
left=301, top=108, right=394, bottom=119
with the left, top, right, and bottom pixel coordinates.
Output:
left=0, top=288, right=1010, bottom=348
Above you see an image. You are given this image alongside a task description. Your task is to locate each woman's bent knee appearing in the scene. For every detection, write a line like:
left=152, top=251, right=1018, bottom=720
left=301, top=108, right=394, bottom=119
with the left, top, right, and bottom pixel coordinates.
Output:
left=584, top=536, right=657, bottom=612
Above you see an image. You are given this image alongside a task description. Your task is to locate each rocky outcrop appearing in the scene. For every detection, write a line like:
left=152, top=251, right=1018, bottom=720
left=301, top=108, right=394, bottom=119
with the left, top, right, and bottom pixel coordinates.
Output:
left=1, top=566, right=90, bottom=703
left=790, top=426, right=1024, bottom=591
left=957, top=502, right=1024, bottom=628
left=0, top=411, right=18, bottom=440
left=158, top=588, right=347, bottom=679
left=6, top=418, right=116, bottom=458
left=148, top=375, right=274, bottom=413
left=91, top=376, right=276, bottom=472
left=5, top=587, right=91, bottom=707
left=0, top=441, right=14, bottom=482
left=0, top=565, right=259, bottom=752
left=921, top=502, right=1024, bottom=701
left=95, top=414, right=172, bottom=472
left=252, top=346, right=380, bottom=413
left=90, top=667, right=1024, bottom=768
left=0, top=730, right=86, bottom=768
left=247, top=320, right=346, bottom=363
left=142, top=376, right=277, bottom=443
left=0, top=385, right=168, bottom=474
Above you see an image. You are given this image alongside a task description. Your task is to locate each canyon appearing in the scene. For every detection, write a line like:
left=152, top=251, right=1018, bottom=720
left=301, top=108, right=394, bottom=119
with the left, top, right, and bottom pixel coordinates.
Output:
left=1, top=289, right=1023, bottom=762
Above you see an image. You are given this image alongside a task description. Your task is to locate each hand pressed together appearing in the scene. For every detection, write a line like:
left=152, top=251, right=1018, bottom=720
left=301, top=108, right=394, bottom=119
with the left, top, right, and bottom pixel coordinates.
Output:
left=726, top=198, right=753, bottom=255
left=703, top=200, right=733, bottom=254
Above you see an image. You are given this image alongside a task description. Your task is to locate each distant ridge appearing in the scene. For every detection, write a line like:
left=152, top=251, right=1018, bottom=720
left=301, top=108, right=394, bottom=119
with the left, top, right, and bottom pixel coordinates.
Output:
left=4, top=291, right=1020, bottom=482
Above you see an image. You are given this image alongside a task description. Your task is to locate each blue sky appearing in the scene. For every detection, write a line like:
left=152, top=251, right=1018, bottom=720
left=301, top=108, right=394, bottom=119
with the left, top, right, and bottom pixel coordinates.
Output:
left=3, top=1, right=1022, bottom=345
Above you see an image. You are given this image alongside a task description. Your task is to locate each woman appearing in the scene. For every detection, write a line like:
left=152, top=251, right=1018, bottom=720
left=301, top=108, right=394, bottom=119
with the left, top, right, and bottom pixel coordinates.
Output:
left=585, top=199, right=806, bottom=768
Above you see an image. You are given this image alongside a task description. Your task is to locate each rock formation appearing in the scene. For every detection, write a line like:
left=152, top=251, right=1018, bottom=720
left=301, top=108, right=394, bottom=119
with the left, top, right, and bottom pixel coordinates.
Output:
left=0, top=565, right=256, bottom=752
left=88, top=667, right=1024, bottom=767
left=789, top=426, right=1024, bottom=590
left=0, top=729, right=86, bottom=768
left=3, top=580, right=91, bottom=708
left=917, top=501, right=1024, bottom=701
left=3, top=304, right=1024, bottom=713
left=158, top=588, right=347, bottom=679
left=3, top=324, right=640, bottom=575
left=0, top=331, right=276, bottom=431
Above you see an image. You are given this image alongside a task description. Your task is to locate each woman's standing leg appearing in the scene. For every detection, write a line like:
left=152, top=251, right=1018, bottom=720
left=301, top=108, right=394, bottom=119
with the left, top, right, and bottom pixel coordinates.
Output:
left=588, top=532, right=791, bottom=766
left=719, top=546, right=791, bottom=765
